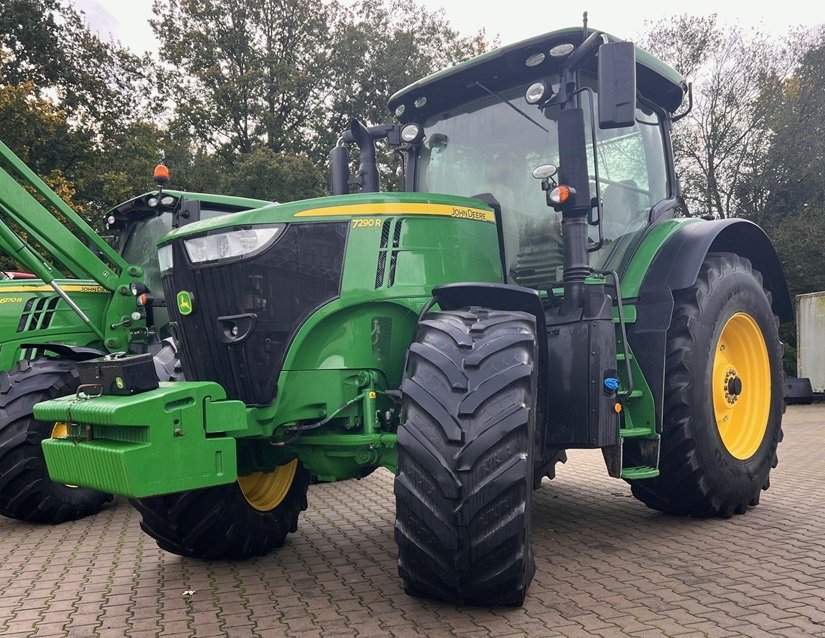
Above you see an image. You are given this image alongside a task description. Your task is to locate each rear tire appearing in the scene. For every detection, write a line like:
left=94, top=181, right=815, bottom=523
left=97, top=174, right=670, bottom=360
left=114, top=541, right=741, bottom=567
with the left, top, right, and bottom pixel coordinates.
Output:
left=131, top=460, right=310, bottom=559
left=0, top=358, right=113, bottom=523
left=395, top=308, right=538, bottom=606
left=629, top=253, right=784, bottom=517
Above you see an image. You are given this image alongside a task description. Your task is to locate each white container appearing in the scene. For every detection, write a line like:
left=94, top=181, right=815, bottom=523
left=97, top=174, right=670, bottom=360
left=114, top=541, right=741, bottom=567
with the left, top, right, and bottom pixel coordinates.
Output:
left=797, top=291, right=825, bottom=393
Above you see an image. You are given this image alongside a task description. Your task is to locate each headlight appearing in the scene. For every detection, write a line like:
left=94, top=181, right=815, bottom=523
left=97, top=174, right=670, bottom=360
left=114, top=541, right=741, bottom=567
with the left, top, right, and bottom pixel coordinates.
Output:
left=401, top=123, right=424, bottom=143
left=549, top=43, right=575, bottom=58
left=158, top=243, right=174, bottom=274
left=525, top=81, right=547, bottom=104
left=525, top=52, right=546, bottom=67
left=183, top=225, right=285, bottom=264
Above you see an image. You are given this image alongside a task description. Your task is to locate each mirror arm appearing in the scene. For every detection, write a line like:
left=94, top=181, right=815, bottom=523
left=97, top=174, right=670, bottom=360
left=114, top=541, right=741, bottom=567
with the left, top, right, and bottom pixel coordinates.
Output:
left=672, top=83, right=693, bottom=123
left=566, top=32, right=607, bottom=72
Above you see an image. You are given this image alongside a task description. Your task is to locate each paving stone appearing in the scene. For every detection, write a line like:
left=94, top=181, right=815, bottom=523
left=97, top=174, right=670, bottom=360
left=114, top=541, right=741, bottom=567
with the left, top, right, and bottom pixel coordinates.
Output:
left=0, top=405, right=823, bottom=637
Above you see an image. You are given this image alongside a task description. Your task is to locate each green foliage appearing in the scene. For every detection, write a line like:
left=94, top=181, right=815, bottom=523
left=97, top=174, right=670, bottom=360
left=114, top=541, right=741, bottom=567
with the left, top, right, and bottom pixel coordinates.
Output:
left=321, top=0, right=493, bottom=189
left=219, top=147, right=326, bottom=202
left=0, top=0, right=158, bottom=231
left=0, top=0, right=153, bottom=133
left=151, top=0, right=339, bottom=158
left=763, top=208, right=825, bottom=298
left=1, top=0, right=492, bottom=216
left=751, top=28, right=825, bottom=301
left=323, top=0, right=491, bottom=152
left=0, top=0, right=73, bottom=87
left=148, top=0, right=492, bottom=177
left=0, top=82, right=89, bottom=177
left=74, top=122, right=167, bottom=214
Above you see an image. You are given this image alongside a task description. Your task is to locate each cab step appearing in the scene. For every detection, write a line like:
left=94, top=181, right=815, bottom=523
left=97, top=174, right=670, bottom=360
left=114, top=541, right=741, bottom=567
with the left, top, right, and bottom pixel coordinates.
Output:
left=621, top=466, right=659, bottom=480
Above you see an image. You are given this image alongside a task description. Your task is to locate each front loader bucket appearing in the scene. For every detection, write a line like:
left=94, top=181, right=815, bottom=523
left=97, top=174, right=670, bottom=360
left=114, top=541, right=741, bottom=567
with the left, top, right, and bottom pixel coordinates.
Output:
left=36, top=382, right=244, bottom=498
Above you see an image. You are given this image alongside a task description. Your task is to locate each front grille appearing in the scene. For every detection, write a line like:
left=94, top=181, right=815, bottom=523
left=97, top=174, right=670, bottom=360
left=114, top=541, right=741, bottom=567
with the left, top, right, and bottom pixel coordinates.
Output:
left=164, top=222, right=348, bottom=405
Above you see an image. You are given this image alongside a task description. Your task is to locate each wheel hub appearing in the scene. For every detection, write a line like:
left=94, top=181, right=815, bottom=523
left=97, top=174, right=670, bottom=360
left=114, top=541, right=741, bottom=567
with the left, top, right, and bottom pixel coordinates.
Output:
left=724, top=369, right=743, bottom=405
left=712, top=312, right=771, bottom=460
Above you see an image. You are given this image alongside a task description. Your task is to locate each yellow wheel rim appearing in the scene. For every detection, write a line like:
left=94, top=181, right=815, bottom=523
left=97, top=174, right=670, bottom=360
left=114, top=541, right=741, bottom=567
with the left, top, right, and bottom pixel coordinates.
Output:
left=51, top=422, right=69, bottom=439
left=51, top=422, right=78, bottom=488
left=238, top=459, right=298, bottom=512
left=712, top=312, right=771, bottom=460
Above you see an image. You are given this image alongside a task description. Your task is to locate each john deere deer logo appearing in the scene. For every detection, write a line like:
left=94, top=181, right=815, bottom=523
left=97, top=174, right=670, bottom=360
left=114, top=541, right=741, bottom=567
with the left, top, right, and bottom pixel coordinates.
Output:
left=176, top=290, right=194, bottom=316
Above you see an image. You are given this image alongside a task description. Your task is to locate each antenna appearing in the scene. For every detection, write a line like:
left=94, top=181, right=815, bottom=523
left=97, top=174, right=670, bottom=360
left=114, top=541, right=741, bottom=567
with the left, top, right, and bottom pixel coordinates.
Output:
left=582, top=11, right=588, bottom=40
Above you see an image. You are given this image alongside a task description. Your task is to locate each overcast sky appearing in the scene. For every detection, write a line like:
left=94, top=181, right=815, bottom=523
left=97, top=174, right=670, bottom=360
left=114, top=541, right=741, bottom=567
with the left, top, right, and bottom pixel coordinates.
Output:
left=72, top=0, right=824, bottom=54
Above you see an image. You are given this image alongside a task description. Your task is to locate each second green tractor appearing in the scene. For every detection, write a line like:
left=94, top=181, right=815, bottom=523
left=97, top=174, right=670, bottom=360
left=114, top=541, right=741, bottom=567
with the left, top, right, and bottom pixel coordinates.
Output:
left=0, top=142, right=270, bottom=523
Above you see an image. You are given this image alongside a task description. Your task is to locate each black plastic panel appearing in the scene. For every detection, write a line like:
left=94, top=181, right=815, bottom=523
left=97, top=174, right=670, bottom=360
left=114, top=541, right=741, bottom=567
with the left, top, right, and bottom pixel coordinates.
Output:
left=164, top=222, right=348, bottom=405
left=543, top=288, right=620, bottom=448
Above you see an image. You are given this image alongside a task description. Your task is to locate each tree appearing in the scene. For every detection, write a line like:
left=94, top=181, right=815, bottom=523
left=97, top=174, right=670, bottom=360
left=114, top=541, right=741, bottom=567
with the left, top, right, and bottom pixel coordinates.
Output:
left=150, top=0, right=493, bottom=188
left=748, top=28, right=825, bottom=299
left=219, top=147, right=326, bottom=202
left=0, top=82, right=88, bottom=176
left=151, top=0, right=338, bottom=158
left=324, top=0, right=491, bottom=142
left=322, top=0, right=494, bottom=189
left=0, top=0, right=153, bottom=135
left=642, top=15, right=792, bottom=219
left=1, top=0, right=161, bottom=229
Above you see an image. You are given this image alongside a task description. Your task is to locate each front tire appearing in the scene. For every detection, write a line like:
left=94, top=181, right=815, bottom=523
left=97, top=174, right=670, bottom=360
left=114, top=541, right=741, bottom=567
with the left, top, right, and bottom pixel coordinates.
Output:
left=131, top=460, right=310, bottom=559
left=629, top=252, right=784, bottom=517
left=0, top=357, right=113, bottom=523
left=395, top=308, right=538, bottom=606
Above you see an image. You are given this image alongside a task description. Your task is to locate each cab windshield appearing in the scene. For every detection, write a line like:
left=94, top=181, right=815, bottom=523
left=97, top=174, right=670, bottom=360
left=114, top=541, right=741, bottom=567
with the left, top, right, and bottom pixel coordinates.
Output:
left=415, top=78, right=669, bottom=288
left=120, top=214, right=174, bottom=296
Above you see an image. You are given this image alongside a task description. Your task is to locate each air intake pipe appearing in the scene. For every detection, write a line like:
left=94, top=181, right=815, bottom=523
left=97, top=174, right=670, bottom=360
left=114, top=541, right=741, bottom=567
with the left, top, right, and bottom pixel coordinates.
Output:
left=346, top=119, right=379, bottom=193
left=329, top=120, right=402, bottom=195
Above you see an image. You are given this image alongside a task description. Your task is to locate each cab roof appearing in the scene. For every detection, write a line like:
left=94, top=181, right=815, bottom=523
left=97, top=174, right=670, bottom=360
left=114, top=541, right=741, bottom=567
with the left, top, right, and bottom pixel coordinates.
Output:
left=388, top=27, right=687, bottom=120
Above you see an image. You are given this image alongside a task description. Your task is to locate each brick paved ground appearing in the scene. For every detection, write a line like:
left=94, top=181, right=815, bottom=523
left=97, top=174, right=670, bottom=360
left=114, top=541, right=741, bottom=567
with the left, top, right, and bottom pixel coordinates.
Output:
left=1, top=404, right=823, bottom=637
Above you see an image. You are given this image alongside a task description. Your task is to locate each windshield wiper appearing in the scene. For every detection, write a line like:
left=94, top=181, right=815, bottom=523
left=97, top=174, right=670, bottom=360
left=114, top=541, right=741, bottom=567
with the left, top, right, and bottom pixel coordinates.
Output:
left=473, top=81, right=549, bottom=133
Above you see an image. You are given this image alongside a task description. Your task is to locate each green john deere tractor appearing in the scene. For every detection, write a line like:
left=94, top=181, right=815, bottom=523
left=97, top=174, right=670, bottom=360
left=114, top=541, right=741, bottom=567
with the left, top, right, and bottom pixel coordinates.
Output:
left=0, top=139, right=270, bottom=523
left=37, top=26, right=790, bottom=605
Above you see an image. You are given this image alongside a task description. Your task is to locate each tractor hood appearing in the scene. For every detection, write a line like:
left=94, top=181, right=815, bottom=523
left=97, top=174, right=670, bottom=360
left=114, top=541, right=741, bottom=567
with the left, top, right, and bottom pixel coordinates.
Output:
left=157, top=192, right=495, bottom=245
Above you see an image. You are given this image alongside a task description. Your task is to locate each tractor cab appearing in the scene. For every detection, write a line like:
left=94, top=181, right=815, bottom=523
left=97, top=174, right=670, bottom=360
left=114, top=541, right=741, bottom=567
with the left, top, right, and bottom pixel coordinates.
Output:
left=334, top=27, right=687, bottom=291
left=411, top=84, right=668, bottom=287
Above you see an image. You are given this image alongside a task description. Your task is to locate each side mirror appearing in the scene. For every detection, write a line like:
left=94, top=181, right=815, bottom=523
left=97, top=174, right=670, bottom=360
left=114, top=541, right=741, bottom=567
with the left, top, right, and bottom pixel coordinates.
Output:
left=598, top=41, right=636, bottom=129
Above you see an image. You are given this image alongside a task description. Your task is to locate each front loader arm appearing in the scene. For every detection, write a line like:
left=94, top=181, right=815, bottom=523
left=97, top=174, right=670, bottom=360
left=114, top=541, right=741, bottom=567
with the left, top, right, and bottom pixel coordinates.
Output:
left=0, top=139, right=131, bottom=287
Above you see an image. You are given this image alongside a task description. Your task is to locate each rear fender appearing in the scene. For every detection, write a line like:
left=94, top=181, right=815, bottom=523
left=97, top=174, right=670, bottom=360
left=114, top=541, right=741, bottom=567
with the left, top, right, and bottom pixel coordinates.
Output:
left=627, top=218, right=792, bottom=433
left=642, top=218, right=791, bottom=320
